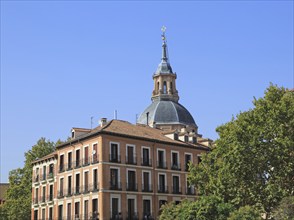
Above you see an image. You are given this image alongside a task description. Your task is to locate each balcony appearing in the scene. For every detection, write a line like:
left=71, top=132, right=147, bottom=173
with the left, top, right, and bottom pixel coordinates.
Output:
left=83, top=157, right=91, bottom=166
left=172, top=186, right=182, bottom=194
left=47, top=172, right=54, bottom=181
left=57, top=190, right=64, bottom=198
left=73, top=160, right=82, bottom=169
left=126, top=155, right=137, bottom=165
left=109, top=154, right=121, bottom=163
left=156, top=161, right=167, bottom=169
left=83, top=185, right=90, bottom=194
left=40, top=174, right=46, bottom=182
left=126, top=212, right=138, bottom=220
left=33, top=197, right=38, bottom=205
left=40, top=196, right=46, bottom=204
left=59, top=165, right=65, bottom=173
left=110, top=212, right=123, bottom=220
left=47, top=194, right=54, bottom=203
left=186, top=187, right=196, bottom=195
left=171, top=163, right=181, bottom=171
left=158, top=185, right=168, bottom=193
left=126, top=182, right=138, bottom=191
left=142, top=213, right=154, bottom=220
left=141, top=158, right=152, bottom=167
left=33, top=175, right=39, bottom=184
left=66, top=188, right=73, bottom=197
left=66, top=162, right=73, bottom=171
left=142, top=184, right=153, bottom=192
left=109, top=181, right=122, bottom=190
left=89, top=212, right=99, bottom=220
left=74, top=186, right=81, bottom=195
left=91, top=154, right=99, bottom=164
left=90, top=182, right=99, bottom=192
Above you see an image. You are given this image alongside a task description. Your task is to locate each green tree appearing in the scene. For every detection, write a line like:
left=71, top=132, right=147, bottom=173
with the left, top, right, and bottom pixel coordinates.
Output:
left=2, top=138, right=57, bottom=220
left=160, top=196, right=233, bottom=220
left=188, top=85, right=294, bottom=219
left=228, top=206, right=262, bottom=220
left=272, top=196, right=294, bottom=220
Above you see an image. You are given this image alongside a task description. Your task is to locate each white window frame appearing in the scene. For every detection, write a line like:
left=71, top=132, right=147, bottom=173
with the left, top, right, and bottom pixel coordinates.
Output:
left=157, top=148, right=166, bottom=164
left=142, top=170, right=152, bottom=186
left=127, top=194, right=137, bottom=212
left=109, top=142, right=120, bottom=155
left=171, top=150, right=180, bottom=165
left=157, top=173, right=167, bottom=188
left=110, top=194, right=121, bottom=213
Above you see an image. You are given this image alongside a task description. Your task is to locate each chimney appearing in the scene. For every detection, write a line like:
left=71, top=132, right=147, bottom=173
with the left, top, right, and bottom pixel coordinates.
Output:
left=100, top=118, right=107, bottom=127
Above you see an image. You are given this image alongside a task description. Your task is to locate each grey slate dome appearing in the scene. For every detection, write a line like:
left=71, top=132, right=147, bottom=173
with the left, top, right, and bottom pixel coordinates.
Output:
left=137, top=100, right=197, bottom=128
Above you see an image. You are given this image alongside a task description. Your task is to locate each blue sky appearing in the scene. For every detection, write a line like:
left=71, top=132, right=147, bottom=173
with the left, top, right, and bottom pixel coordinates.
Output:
left=1, top=1, right=293, bottom=182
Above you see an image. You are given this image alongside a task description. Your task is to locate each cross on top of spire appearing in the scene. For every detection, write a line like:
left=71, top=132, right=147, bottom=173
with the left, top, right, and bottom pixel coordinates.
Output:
left=161, top=25, right=167, bottom=42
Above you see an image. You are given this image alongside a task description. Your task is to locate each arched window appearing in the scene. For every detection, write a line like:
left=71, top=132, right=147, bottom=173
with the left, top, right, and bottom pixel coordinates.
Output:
left=170, top=82, right=173, bottom=92
left=163, top=81, right=167, bottom=94
left=157, top=82, right=160, bottom=92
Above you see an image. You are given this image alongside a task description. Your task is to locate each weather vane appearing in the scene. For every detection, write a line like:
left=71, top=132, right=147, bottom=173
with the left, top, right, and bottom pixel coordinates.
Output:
left=161, top=25, right=166, bottom=41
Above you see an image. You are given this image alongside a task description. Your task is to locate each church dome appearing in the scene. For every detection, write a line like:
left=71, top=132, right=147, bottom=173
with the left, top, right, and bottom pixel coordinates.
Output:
left=137, top=100, right=197, bottom=128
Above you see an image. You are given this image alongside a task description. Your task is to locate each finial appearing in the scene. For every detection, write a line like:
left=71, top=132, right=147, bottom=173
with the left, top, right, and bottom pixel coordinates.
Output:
left=161, top=26, right=166, bottom=42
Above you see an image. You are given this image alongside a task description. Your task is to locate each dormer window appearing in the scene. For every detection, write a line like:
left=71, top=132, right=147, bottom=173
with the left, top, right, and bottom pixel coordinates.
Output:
left=71, top=130, right=75, bottom=139
left=184, top=135, right=189, bottom=142
left=174, top=133, right=178, bottom=140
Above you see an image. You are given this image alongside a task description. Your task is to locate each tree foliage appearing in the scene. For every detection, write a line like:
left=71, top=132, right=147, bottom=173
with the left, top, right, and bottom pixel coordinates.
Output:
left=187, top=85, right=294, bottom=218
left=272, top=196, right=294, bottom=220
left=227, top=206, right=262, bottom=220
left=159, top=196, right=233, bottom=220
left=2, top=138, right=57, bottom=220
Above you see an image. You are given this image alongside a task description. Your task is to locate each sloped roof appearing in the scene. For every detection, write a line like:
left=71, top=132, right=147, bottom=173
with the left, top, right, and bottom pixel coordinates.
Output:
left=57, top=120, right=209, bottom=150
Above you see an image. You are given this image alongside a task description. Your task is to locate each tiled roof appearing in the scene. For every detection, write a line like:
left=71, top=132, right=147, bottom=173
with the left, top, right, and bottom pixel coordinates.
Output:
left=32, top=152, right=57, bottom=165
left=57, top=120, right=210, bottom=150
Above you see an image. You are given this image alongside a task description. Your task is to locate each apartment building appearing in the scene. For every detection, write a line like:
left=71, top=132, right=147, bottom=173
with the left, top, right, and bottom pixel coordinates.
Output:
left=31, top=27, right=212, bottom=220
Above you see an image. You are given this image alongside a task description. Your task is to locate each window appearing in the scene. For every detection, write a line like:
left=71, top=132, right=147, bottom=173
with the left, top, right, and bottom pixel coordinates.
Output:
left=157, top=150, right=166, bottom=169
left=171, top=152, right=180, bottom=170
left=34, top=210, right=38, bottom=220
left=185, top=154, right=192, bottom=171
left=84, top=200, right=89, bottom=220
left=186, top=178, right=195, bottom=195
left=42, top=186, right=46, bottom=202
left=172, top=176, right=180, bottom=194
left=142, top=172, right=151, bottom=192
left=49, top=207, right=53, bottom=220
left=75, top=202, right=80, bottom=219
left=110, top=169, right=120, bottom=190
left=68, top=152, right=72, bottom=170
left=75, top=173, right=80, bottom=194
left=197, top=155, right=202, bottom=164
left=75, top=150, right=80, bottom=168
left=163, top=81, right=167, bottom=94
left=84, top=146, right=89, bottom=165
left=49, top=185, right=53, bottom=201
left=159, top=200, right=167, bottom=213
left=84, top=171, right=89, bottom=193
left=111, top=198, right=119, bottom=219
left=110, top=143, right=120, bottom=162
left=92, top=143, right=98, bottom=164
left=59, top=155, right=64, bottom=172
left=42, top=165, right=46, bottom=180
left=184, top=135, right=189, bottom=142
left=58, top=205, right=63, bottom=220
left=42, top=208, right=45, bottom=220
left=126, top=145, right=136, bottom=164
left=92, top=199, right=98, bottom=219
left=142, top=147, right=151, bottom=166
left=143, top=200, right=151, bottom=219
left=35, top=188, right=38, bottom=203
left=67, top=203, right=71, bottom=220
left=93, top=169, right=98, bottom=191
left=67, top=176, right=72, bottom=196
left=158, top=174, right=166, bottom=193
left=170, top=82, right=173, bottom=92
left=127, top=198, right=136, bottom=220
left=127, top=170, right=137, bottom=191
left=49, top=164, right=54, bottom=176
left=59, top=178, right=64, bottom=198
